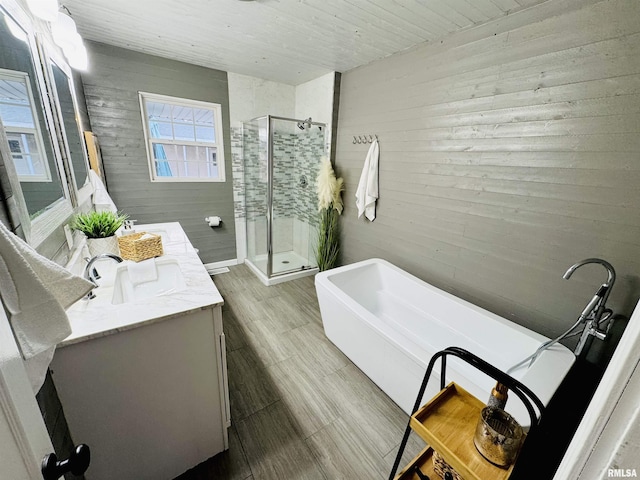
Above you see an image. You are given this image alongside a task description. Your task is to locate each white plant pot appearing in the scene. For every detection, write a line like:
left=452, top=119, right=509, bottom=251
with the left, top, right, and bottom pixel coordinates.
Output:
left=87, top=236, right=120, bottom=257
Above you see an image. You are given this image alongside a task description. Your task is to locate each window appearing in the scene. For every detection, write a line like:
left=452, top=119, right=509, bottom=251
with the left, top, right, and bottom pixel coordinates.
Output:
left=0, top=70, right=51, bottom=182
left=139, top=92, right=225, bottom=182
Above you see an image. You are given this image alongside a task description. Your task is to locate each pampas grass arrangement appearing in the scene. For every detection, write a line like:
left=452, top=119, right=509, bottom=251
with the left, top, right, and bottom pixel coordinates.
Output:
left=316, top=158, right=344, bottom=271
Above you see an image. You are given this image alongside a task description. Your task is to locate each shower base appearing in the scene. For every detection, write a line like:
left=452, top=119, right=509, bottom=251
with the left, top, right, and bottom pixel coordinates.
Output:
left=245, top=251, right=318, bottom=286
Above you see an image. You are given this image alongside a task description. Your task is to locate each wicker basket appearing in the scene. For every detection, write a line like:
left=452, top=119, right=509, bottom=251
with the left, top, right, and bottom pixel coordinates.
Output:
left=433, top=450, right=464, bottom=480
left=117, top=232, right=163, bottom=262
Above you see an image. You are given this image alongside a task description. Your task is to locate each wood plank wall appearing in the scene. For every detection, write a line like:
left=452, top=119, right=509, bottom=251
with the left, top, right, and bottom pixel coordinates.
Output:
left=81, top=42, right=236, bottom=263
left=336, top=0, right=640, bottom=339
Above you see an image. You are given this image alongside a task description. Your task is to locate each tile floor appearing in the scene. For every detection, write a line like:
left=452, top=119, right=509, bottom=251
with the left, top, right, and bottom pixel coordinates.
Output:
left=175, top=264, right=423, bottom=480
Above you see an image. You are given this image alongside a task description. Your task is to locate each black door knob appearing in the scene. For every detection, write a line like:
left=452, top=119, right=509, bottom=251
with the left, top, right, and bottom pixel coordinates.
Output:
left=41, top=444, right=90, bottom=480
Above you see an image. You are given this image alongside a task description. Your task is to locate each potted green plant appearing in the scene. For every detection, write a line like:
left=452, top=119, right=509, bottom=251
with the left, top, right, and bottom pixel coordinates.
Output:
left=315, top=158, right=344, bottom=271
left=70, top=210, right=128, bottom=257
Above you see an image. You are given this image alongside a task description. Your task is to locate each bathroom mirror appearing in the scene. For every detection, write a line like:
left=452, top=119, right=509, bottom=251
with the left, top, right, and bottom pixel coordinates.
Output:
left=0, top=2, right=73, bottom=246
left=43, top=41, right=91, bottom=203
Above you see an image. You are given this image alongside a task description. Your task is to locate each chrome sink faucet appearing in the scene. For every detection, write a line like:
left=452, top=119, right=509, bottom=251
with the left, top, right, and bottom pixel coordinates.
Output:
left=83, top=253, right=123, bottom=299
left=563, top=258, right=616, bottom=356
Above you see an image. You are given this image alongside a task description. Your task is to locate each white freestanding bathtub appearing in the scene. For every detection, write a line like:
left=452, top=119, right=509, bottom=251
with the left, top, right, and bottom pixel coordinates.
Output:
left=315, top=258, right=575, bottom=426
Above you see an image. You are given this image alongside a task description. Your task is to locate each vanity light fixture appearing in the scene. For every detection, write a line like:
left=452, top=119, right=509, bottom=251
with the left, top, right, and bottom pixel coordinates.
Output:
left=26, top=0, right=59, bottom=22
left=52, top=8, right=88, bottom=71
left=63, top=38, right=88, bottom=70
left=4, top=14, right=28, bottom=42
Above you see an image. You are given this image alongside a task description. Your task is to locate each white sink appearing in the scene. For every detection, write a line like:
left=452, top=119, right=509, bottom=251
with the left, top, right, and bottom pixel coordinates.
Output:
left=112, top=258, right=187, bottom=304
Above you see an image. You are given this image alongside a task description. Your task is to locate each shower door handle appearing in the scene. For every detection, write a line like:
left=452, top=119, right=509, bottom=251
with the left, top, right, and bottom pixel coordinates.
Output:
left=41, top=444, right=90, bottom=480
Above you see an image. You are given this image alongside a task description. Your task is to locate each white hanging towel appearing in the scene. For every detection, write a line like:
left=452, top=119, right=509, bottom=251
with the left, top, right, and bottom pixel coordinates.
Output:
left=89, top=169, right=118, bottom=212
left=0, top=222, right=93, bottom=392
left=355, top=138, right=379, bottom=221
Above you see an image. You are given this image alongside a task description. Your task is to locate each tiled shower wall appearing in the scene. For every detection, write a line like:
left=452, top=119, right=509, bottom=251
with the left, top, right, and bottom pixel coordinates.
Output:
left=291, top=130, right=324, bottom=261
left=233, top=124, right=324, bottom=262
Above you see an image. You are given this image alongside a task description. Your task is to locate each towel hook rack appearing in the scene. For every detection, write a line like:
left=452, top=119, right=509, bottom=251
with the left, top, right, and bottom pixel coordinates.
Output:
left=353, top=134, right=378, bottom=144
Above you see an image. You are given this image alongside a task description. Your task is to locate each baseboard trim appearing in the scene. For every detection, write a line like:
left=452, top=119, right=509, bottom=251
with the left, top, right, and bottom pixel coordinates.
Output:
left=203, top=259, right=238, bottom=270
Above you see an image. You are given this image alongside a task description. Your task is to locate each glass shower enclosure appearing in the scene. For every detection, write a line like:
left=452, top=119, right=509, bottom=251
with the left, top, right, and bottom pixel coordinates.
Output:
left=243, top=115, right=326, bottom=285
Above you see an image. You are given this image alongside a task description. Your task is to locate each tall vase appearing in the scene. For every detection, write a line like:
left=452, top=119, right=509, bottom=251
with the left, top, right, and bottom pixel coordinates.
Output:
left=87, top=236, right=120, bottom=257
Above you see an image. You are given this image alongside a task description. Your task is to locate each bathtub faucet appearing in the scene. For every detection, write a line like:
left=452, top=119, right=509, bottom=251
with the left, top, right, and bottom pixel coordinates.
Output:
left=563, top=258, right=616, bottom=356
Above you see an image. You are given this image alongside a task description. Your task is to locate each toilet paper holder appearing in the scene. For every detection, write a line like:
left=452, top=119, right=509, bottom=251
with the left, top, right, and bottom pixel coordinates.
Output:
left=205, top=216, right=222, bottom=227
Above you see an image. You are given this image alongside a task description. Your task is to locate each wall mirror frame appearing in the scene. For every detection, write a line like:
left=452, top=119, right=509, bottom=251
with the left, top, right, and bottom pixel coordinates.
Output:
left=39, top=38, right=92, bottom=208
left=0, top=0, right=75, bottom=247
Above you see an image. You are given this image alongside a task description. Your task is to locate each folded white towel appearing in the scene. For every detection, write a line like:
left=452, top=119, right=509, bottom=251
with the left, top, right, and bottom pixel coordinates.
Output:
left=89, top=169, right=117, bottom=212
left=0, top=222, right=93, bottom=392
left=127, top=258, right=158, bottom=285
left=355, top=138, right=379, bottom=221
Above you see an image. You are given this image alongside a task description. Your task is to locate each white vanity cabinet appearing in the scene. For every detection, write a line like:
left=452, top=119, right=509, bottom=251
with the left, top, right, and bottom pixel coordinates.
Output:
left=51, top=223, right=230, bottom=480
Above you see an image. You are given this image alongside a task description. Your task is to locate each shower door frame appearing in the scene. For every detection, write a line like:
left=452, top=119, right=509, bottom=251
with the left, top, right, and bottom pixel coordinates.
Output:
left=264, top=115, right=326, bottom=279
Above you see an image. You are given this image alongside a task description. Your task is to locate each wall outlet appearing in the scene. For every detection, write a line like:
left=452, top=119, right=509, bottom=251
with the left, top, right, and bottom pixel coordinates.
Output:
left=63, top=224, right=74, bottom=250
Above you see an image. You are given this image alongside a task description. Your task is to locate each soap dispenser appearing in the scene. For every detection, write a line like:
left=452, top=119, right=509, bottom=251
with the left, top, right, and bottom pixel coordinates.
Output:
left=121, top=219, right=137, bottom=236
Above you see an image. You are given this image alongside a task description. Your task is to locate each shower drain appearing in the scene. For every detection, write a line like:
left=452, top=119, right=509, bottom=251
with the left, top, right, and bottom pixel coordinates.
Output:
left=282, top=260, right=290, bottom=264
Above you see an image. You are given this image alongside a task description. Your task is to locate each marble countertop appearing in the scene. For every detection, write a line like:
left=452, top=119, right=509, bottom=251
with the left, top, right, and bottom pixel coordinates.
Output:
left=60, top=222, right=224, bottom=347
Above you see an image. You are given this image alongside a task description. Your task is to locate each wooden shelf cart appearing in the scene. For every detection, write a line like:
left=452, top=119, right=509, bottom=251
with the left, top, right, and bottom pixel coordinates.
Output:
left=389, top=347, right=545, bottom=480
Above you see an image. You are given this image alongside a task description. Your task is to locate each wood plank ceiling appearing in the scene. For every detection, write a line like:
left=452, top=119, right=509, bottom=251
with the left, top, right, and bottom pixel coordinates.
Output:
left=61, top=0, right=548, bottom=85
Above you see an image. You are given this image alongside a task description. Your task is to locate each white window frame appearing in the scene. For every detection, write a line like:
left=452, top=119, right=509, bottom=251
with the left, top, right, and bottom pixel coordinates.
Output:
left=139, top=91, right=226, bottom=183
left=0, top=68, right=52, bottom=182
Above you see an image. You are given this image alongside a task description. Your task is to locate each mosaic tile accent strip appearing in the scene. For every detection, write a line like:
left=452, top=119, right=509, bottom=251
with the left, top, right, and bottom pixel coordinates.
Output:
left=239, top=126, right=325, bottom=223
left=230, top=127, right=245, bottom=219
